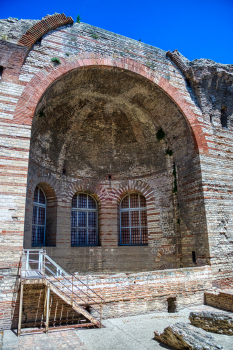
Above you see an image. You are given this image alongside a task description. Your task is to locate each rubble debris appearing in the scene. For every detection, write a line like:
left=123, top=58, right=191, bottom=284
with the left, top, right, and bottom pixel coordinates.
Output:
left=154, top=322, right=223, bottom=350
left=189, top=311, right=233, bottom=335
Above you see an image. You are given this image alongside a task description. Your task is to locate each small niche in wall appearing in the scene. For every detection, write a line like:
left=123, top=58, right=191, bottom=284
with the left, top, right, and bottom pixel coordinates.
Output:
left=36, top=37, right=42, bottom=46
left=192, top=251, right=196, bottom=263
left=167, top=297, right=176, bottom=313
left=220, top=106, right=228, bottom=128
left=0, top=66, right=3, bottom=79
left=185, top=78, right=191, bottom=88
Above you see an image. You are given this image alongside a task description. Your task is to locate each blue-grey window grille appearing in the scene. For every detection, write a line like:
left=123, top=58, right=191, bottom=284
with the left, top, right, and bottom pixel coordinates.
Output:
left=120, top=193, right=148, bottom=245
left=71, top=193, right=98, bottom=246
left=32, top=186, right=46, bottom=245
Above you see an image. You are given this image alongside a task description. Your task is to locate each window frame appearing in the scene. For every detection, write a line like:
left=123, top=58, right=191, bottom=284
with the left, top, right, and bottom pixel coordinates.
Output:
left=119, top=193, right=148, bottom=246
left=32, top=186, right=47, bottom=246
left=71, top=193, right=98, bottom=247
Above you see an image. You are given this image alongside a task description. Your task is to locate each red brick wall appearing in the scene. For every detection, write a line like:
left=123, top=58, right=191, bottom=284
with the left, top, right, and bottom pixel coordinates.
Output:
left=205, top=291, right=233, bottom=312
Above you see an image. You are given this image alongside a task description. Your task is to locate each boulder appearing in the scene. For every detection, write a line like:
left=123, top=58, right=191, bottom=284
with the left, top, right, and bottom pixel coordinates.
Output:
left=189, top=311, right=233, bottom=335
left=154, top=322, right=223, bottom=350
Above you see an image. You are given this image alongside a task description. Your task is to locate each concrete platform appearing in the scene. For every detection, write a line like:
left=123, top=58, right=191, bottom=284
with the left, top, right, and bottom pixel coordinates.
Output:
left=2, top=306, right=233, bottom=350
left=76, top=305, right=233, bottom=350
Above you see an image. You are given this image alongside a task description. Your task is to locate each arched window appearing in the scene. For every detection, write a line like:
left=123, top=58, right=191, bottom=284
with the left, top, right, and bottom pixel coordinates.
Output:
left=120, top=193, right=148, bottom=245
left=71, top=193, right=98, bottom=246
left=32, top=186, right=46, bottom=245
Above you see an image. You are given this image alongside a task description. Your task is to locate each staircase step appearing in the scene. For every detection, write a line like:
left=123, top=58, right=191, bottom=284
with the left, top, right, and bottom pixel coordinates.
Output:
left=21, top=250, right=104, bottom=332
left=20, top=323, right=95, bottom=335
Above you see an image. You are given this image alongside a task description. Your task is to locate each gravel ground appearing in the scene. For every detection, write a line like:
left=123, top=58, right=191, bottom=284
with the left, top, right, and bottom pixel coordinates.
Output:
left=2, top=305, right=233, bottom=350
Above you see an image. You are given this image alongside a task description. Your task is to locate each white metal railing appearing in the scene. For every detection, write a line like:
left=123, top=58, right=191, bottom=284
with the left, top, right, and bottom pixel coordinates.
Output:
left=20, top=249, right=104, bottom=304
left=21, top=249, right=67, bottom=279
left=19, top=249, right=105, bottom=335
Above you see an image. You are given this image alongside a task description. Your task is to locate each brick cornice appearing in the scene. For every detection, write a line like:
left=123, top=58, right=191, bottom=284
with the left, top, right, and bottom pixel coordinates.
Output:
left=13, top=55, right=209, bottom=154
left=17, top=13, right=73, bottom=49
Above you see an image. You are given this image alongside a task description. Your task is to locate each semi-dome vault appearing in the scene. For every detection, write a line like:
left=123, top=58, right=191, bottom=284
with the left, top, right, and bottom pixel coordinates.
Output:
left=22, top=61, right=209, bottom=274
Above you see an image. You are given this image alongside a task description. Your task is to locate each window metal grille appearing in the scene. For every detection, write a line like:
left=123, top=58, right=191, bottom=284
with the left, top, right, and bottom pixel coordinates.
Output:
left=120, top=193, right=148, bottom=245
left=71, top=193, right=98, bottom=246
left=32, top=186, right=46, bottom=245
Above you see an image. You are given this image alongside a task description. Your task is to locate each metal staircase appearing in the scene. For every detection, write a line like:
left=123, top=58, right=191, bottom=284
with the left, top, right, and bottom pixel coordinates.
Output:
left=18, top=249, right=105, bottom=335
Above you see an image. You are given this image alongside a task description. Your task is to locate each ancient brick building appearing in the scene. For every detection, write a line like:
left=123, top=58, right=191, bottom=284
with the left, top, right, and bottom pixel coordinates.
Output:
left=0, top=13, right=233, bottom=331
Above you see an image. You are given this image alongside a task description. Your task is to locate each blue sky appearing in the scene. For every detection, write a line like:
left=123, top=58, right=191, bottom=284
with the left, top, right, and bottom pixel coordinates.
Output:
left=1, top=0, right=233, bottom=64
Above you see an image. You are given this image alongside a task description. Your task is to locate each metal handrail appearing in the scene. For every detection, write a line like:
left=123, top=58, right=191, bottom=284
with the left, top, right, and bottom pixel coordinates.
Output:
left=48, top=273, right=102, bottom=307
left=41, top=260, right=102, bottom=307
left=21, top=249, right=105, bottom=318
left=45, top=252, right=105, bottom=302
left=47, top=273, right=101, bottom=316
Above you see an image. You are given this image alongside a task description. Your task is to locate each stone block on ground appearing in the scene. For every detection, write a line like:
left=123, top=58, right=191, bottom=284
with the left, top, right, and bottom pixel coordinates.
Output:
left=189, top=311, right=233, bottom=335
left=154, top=322, right=223, bottom=350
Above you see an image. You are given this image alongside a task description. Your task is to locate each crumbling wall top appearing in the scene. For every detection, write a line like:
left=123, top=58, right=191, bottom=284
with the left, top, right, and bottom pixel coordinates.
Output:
left=17, top=13, right=73, bottom=49
left=167, top=49, right=233, bottom=127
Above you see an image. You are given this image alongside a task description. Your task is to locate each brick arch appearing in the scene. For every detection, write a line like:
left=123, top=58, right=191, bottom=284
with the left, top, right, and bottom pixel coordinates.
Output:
left=66, top=180, right=101, bottom=207
left=97, top=180, right=159, bottom=246
left=105, top=181, right=156, bottom=229
left=13, top=55, right=208, bottom=154
left=34, top=182, right=57, bottom=202
left=24, top=177, right=58, bottom=248
left=17, top=13, right=73, bottom=49
left=26, top=172, right=59, bottom=202
left=108, top=180, right=155, bottom=204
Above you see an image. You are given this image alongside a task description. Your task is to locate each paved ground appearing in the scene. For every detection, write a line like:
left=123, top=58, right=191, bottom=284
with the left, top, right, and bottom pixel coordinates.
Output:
left=1, top=329, right=88, bottom=350
left=2, top=306, right=233, bottom=350
left=0, top=332, right=3, bottom=350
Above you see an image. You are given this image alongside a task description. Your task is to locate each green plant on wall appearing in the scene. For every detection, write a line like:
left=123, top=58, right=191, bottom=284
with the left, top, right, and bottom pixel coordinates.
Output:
left=146, top=61, right=155, bottom=70
left=51, top=57, right=61, bottom=64
left=165, top=148, right=173, bottom=156
left=38, top=110, right=46, bottom=118
left=1, top=33, right=8, bottom=40
left=156, top=128, right=165, bottom=141
left=76, top=14, right=81, bottom=23
left=91, top=32, right=99, bottom=40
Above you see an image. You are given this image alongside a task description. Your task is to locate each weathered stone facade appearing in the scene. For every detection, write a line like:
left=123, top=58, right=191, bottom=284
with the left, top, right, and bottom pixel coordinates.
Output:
left=0, top=13, right=233, bottom=330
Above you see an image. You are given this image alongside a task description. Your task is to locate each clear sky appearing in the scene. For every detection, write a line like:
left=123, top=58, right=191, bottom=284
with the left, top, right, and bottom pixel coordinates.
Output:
left=1, top=0, right=233, bottom=64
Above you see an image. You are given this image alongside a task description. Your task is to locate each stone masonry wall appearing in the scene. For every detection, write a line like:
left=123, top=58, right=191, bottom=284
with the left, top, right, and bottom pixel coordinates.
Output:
left=0, top=14, right=232, bottom=330
left=13, top=266, right=212, bottom=328
left=77, top=266, right=212, bottom=318
left=205, top=290, right=233, bottom=312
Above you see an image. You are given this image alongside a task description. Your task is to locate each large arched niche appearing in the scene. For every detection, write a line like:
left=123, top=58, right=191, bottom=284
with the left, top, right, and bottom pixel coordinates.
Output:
left=24, top=61, right=210, bottom=273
